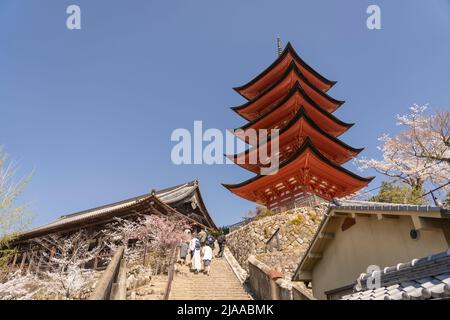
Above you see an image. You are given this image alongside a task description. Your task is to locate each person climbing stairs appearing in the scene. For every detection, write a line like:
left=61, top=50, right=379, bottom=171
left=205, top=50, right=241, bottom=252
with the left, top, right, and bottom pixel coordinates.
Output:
left=169, top=249, right=252, bottom=300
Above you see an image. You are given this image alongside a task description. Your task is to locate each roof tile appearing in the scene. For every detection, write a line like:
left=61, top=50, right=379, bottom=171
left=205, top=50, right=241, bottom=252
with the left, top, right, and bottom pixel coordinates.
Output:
left=341, top=251, right=450, bottom=300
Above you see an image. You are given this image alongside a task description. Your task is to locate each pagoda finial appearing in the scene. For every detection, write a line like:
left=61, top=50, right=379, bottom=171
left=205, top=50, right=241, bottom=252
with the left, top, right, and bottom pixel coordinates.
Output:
left=276, top=36, right=283, bottom=57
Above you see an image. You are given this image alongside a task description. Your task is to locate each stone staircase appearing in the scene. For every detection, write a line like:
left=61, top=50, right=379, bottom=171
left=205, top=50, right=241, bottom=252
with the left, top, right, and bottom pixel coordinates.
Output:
left=169, top=254, right=252, bottom=300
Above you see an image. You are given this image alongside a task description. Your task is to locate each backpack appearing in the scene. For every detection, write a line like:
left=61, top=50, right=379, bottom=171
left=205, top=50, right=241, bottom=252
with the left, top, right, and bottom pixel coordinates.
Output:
left=206, top=235, right=214, bottom=244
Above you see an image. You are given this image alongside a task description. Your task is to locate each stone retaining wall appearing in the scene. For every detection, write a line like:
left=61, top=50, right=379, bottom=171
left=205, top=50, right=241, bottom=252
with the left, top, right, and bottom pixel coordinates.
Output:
left=226, top=206, right=324, bottom=278
left=247, top=256, right=314, bottom=300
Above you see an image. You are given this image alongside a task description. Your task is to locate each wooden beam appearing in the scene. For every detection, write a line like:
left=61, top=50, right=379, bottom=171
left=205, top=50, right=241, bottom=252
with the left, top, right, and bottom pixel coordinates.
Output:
left=355, top=212, right=372, bottom=218
left=412, top=216, right=445, bottom=231
left=332, top=211, right=349, bottom=217
left=27, top=253, right=34, bottom=274
left=295, top=271, right=312, bottom=281
left=318, top=232, right=334, bottom=240
left=11, top=253, right=18, bottom=266
left=19, top=252, right=27, bottom=271
left=382, top=214, right=399, bottom=219
left=36, top=254, right=43, bottom=273
left=411, top=216, right=450, bottom=247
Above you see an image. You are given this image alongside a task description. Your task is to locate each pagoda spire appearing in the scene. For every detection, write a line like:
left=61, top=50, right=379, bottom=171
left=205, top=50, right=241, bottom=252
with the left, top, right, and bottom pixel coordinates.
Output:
left=233, top=42, right=337, bottom=100
left=223, top=42, right=373, bottom=211
left=277, top=36, right=283, bottom=57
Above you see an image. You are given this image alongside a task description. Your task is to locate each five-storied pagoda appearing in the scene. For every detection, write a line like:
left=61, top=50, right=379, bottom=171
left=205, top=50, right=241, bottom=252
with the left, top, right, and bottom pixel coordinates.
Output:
left=223, top=41, right=374, bottom=211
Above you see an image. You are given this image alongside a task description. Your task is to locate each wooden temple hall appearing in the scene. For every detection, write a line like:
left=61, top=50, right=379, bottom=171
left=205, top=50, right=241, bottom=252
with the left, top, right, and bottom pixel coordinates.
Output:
left=4, top=180, right=216, bottom=270
left=223, top=41, right=374, bottom=211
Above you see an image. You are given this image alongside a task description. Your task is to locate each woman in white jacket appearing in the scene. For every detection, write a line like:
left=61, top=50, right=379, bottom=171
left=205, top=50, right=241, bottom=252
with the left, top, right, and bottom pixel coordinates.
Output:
left=190, top=237, right=202, bottom=274
left=201, top=244, right=213, bottom=276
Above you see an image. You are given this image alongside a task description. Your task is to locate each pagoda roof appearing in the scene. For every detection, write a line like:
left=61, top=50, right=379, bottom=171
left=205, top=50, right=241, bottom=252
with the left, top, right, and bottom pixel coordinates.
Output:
left=228, top=107, right=364, bottom=173
left=234, top=81, right=353, bottom=141
left=222, top=139, right=374, bottom=203
left=234, top=42, right=336, bottom=100
left=232, top=61, right=344, bottom=121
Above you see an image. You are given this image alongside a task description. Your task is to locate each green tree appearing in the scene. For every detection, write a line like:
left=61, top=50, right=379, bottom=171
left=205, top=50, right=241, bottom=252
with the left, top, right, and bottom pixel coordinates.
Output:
left=0, top=147, right=32, bottom=268
left=369, top=181, right=424, bottom=205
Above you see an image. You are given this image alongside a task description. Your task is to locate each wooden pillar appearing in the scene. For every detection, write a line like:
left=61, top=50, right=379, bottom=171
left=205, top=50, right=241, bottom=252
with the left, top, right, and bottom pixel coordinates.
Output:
left=11, top=253, right=18, bottom=266
left=19, top=252, right=27, bottom=271
left=27, top=252, right=34, bottom=274
left=94, top=237, right=103, bottom=270
left=36, top=253, right=43, bottom=273
left=6, top=252, right=19, bottom=274
left=50, top=246, right=56, bottom=260
left=142, top=240, right=148, bottom=266
left=47, top=246, right=56, bottom=271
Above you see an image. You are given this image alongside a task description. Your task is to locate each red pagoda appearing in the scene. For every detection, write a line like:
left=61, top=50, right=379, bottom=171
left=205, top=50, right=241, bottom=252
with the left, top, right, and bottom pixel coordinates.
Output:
left=223, top=42, right=374, bottom=211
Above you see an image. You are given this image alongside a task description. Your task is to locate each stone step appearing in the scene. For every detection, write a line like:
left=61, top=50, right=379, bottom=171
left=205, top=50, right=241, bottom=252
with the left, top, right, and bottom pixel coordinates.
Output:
left=172, top=284, right=244, bottom=288
left=173, top=279, right=242, bottom=283
left=170, top=294, right=251, bottom=298
left=171, top=295, right=251, bottom=298
left=171, top=288, right=249, bottom=292
left=171, top=294, right=251, bottom=298
left=169, top=247, right=251, bottom=300
left=172, top=289, right=246, bottom=293
left=172, top=286, right=245, bottom=290
left=171, top=296, right=250, bottom=298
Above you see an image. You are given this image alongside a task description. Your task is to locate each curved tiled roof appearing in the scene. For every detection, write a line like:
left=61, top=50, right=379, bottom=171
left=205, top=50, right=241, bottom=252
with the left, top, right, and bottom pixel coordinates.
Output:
left=342, top=249, right=450, bottom=300
left=232, top=61, right=344, bottom=119
left=229, top=106, right=363, bottom=168
left=223, top=138, right=374, bottom=190
left=233, top=42, right=336, bottom=99
left=17, top=180, right=216, bottom=240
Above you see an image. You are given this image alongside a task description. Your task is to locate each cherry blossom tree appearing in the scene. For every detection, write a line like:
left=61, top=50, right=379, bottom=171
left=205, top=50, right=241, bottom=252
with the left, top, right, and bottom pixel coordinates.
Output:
left=103, top=214, right=191, bottom=273
left=0, top=230, right=101, bottom=300
left=141, top=214, right=191, bottom=274
left=356, top=105, right=449, bottom=201
left=141, top=214, right=191, bottom=250
left=102, top=217, right=146, bottom=262
left=0, top=271, right=41, bottom=300
left=0, top=213, right=192, bottom=299
left=31, top=230, right=101, bottom=299
left=396, top=105, right=449, bottom=164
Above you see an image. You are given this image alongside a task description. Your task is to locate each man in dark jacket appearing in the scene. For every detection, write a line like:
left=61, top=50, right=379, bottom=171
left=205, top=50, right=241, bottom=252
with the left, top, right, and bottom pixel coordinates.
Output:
left=217, top=234, right=226, bottom=258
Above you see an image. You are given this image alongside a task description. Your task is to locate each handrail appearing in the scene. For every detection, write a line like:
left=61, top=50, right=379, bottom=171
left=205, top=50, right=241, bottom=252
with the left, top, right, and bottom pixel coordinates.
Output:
left=111, top=258, right=127, bottom=300
left=265, top=228, right=281, bottom=253
left=89, top=246, right=125, bottom=300
left=163, top=245, right=179, bottom=300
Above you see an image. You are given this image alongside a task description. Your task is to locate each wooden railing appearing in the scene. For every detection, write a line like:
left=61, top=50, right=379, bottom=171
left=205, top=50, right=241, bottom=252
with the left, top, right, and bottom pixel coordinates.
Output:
left=163, top=246, right=179, bottom=300
left=89, top=246, right=127, bottom=300
left=265, top=228, right=281, bottom=253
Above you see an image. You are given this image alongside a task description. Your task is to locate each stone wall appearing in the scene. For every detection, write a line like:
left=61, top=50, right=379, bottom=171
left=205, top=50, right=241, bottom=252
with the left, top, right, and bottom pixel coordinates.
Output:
left=247, top=255, right=314, bottom=300
left=226, top=205, right=324, bottom=278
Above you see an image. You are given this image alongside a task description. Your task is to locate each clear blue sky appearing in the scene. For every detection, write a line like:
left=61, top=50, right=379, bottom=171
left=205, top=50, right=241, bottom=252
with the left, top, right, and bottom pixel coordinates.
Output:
left=0, top=0, right=449, bottom=228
